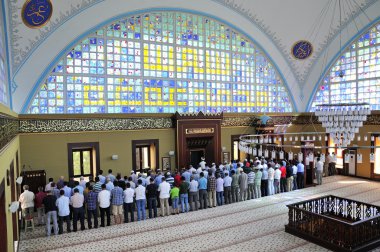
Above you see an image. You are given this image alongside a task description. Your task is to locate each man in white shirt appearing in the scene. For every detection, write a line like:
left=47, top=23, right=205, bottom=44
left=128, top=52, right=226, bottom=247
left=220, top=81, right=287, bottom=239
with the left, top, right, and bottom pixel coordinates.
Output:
left=199, top=157, right=206, bottom=170
left=45, top=178, right=54, bottom=192
left=316, top=157, right=324, bottom=185
left=79, top=176, right=87, bottom=189
left=158, top=177, right=171, bottom=217
left=123, top=182, right=135, bottom=223
left=135, top=179, right=146, bottom=221
left=189, top=176, right=199, bottom=211
left=19, top=185, right=35, bottom=227
left=292, top=162, right=298, bottom=190
left=98, top=184, right=111, bottom=227
left=267, top=164, right=275, bottom=195
left=70, top=188, right=85, bottom=231
left=56, top=190, right=71, bottom=234
left=274, top=165, right=282, bottom=194
left=216, top=174, right=224, bottom=206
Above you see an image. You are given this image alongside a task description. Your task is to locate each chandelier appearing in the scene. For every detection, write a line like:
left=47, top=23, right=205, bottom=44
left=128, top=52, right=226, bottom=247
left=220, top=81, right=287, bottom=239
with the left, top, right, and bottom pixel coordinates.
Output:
left=315, top=103, right=371, bottom=147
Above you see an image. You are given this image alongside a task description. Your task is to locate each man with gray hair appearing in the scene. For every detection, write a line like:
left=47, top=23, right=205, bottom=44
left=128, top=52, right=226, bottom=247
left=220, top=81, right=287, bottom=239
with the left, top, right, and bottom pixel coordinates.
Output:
left=19, top=185, right=35, bottom=227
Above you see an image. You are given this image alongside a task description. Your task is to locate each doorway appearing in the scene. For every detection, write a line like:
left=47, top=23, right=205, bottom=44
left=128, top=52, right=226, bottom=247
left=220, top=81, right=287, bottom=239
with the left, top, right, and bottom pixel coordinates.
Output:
left=0, top=179, right=7, bottom=252
left=190, top=149, right=205, bottom=168
left=68, top=142, right=100, bottom=180
left=132, top=139, right=159, bottom=173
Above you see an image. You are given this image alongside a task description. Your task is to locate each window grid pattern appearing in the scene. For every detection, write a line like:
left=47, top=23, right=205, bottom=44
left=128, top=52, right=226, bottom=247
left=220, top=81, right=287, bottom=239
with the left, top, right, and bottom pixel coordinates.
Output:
left=0, top=11, right=7, bottom=105
left=310, top=23, right=380, bottom=111
left=28, top=11, right=293, bottom=114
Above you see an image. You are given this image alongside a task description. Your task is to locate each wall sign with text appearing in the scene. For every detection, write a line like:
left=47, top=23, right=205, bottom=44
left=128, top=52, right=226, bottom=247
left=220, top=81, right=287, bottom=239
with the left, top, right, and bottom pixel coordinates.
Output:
left=22, top=0, right=53, bottom=28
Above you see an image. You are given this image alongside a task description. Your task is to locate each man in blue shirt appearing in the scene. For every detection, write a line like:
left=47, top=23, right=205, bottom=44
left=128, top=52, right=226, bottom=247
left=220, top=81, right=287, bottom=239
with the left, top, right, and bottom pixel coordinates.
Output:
left=111, top=181, right=123, bottom=225
left=198, top=172, right=208, bottom=209
left=56, top=190, right=71, bottom=234
left=297, top=161, right=305, bottom=189
left=85, top=185, right=98, bottom=229
left=182, top=168, right=191, bottom=183
left=72, top=181, right=84, bottom=195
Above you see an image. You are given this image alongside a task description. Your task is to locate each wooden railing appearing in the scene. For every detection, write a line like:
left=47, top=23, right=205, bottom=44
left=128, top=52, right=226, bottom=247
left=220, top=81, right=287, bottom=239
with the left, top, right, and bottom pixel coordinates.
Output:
left=285, top=195, right=380, bottom=251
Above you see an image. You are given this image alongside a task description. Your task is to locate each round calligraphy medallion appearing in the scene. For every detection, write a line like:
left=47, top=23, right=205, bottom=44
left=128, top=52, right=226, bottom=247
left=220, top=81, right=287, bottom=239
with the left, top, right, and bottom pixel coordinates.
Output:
left=291, top=40, right=313, bottom=60
left=22, top=0, right=53, bottom=28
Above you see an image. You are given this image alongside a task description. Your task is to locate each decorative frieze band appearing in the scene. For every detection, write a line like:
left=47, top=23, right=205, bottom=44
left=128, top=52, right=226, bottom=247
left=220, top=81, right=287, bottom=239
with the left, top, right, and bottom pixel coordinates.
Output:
left=0, top=115, right=19, bottom=150
left=19, top=117, right=173, bottom=133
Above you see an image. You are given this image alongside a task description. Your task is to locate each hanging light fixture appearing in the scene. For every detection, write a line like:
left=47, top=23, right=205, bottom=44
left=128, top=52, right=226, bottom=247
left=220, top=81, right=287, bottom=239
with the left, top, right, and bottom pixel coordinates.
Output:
left=315, top=103, right=370, bottom=147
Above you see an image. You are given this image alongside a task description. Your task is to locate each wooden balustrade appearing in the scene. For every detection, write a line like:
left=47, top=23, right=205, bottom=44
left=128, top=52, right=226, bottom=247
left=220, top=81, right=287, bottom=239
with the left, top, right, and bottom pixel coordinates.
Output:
left=285, top=195, right=380, bottom=251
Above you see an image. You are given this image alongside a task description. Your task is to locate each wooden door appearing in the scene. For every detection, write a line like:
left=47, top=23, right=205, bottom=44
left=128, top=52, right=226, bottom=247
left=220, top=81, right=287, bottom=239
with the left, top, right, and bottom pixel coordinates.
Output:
left=0, top=179, right=8, bottom=252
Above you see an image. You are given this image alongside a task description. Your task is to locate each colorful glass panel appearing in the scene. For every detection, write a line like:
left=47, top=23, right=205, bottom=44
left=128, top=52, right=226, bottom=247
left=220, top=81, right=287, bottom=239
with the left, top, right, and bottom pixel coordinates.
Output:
left=28, top=11, right=293, bottom=114
left=310, top=22, right=380, bottom=111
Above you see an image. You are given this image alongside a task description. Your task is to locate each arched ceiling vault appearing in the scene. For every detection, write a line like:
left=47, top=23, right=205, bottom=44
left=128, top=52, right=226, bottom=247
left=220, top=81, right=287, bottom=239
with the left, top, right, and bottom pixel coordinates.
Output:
left=3, top=0, right=380, bottom=113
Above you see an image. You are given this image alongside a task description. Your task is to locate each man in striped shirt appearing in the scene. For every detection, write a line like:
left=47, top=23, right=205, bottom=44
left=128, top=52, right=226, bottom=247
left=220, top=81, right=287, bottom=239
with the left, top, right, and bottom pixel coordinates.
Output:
left=247, top=168, right=255, bottom=200
left=93, top=177, right=103, bottom=193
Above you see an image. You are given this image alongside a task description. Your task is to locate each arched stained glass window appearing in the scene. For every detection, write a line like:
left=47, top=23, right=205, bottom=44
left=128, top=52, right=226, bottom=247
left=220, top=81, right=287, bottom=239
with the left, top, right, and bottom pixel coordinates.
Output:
left=310, top=22, right=380, bottom=111
left=0, top=10, right=7, bottom=106
left=27, top=11, right=293, bottom=114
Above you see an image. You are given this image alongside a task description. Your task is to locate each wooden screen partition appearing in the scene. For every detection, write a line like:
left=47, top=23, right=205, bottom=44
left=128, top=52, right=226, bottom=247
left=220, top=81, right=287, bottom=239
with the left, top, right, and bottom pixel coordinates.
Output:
left=175, top=112, right=222, bottom=169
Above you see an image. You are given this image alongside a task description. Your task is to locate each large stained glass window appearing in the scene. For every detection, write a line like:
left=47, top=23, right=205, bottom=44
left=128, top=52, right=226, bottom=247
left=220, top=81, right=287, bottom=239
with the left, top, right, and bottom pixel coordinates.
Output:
left=0, top=9, right=8, bottom=106
left=310, top=22, right=380, bottom=111
left=28, top=11, right=293, bottom=114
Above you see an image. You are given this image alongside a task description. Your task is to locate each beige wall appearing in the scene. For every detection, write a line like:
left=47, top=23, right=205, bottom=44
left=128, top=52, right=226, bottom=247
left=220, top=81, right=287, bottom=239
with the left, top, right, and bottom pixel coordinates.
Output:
left=20, top=129, right=175, bottom=180
left=19, top=125, right=256, bottom=180
left=0, top=136, right=20, bottom=252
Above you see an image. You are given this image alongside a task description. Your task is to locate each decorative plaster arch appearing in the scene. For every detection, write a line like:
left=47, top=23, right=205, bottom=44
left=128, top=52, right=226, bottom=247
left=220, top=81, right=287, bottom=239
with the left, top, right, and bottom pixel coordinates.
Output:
left=12, top=0, right=299, bottom=113
left=304, top=0, right=380, bottom=111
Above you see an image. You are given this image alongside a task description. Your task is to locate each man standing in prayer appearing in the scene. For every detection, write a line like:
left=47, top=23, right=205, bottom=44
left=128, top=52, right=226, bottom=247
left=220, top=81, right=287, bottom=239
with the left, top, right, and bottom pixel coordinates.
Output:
left=223, top=171, right=232, bottom=204
left=56, top=190, right=71, bottom=234
left=135, top=179, right=147, bottom=221
left=35, top=186, right=47, bottom=226
left=216, top=173, right=224, bottom=206
left=247, top=168, right=255, bottom=199
left=123, top=182, right=135, bottom=223
left=254, top=166, right=262, bottom=198
left=231, top=170, right=239, bottom=203
left=146, top=178, right=158, bottom=218
left=42, top=190, right=58, bottom=236
left=267, top=164, right=275, bottom=195
left=98, top=184, right=111, bottom=227
left=239, top=169, right=248, bottom=201
left=19, top=185, right=35, bottom=228
left=198, top=172, right=208, bottom=209
left=85, top=185, right=98, bottom=229
left=111, top=181, right=123, bottom=224
left=179, top=176, right=190, bottom=213
left=70, top=188, right=85, bottom=231
left=297, top=161, right=305, bottom=189
left=98, top=170, right=106, bottom=184
left=158, top=177, right=171, bottom=217
left=207, top=170, right=217, bottom=207
left=107, top=169, right=116, bottom=182
left=316, top=157, right=324, bottom=185
left=189, top=176, right=199, bottom=211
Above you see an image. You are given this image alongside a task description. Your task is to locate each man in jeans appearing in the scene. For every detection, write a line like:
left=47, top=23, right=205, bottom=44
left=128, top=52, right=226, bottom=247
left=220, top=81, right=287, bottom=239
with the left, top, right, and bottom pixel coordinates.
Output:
left=179, top=176, right=190, bottom=213
left=215, top=173, right=224, bottom=206
left=189, top=176, right=199, bottom=211
left=198, top=172, right=208, bottom=209
left=85, top=185, right=98, bottom=229
left=146, top=178, right=158, bottom=218
left=135, top=179, right=146, bottom=221
left=111, top=181, right=123, bottom=225
left=42, top=190, right=58, bottom=236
